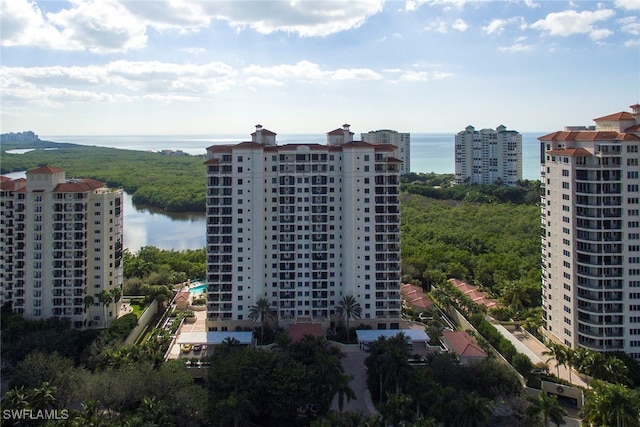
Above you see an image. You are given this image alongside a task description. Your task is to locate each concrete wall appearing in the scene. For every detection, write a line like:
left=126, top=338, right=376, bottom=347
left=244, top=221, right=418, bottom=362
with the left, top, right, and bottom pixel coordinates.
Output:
left=124, top=299, right=158, bottom=345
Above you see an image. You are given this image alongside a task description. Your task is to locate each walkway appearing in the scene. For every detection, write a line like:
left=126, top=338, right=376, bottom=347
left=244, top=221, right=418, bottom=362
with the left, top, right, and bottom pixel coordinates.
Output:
left=492, top=322, right=587, bottom=388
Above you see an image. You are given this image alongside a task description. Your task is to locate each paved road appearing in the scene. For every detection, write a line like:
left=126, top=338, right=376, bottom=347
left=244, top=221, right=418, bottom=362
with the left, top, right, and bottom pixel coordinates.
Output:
left=330, top=343, right=377, bottom=417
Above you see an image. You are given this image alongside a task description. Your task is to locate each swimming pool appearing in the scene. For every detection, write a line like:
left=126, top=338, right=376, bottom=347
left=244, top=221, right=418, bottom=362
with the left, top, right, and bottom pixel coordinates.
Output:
left=189, top=283, right=207, bottom=294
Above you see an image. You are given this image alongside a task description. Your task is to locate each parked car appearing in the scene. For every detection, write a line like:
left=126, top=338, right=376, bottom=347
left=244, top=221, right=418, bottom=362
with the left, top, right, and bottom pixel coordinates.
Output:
left=181, top=344, right=192, bottom=353
left=193, top=344, right=202, bottom=352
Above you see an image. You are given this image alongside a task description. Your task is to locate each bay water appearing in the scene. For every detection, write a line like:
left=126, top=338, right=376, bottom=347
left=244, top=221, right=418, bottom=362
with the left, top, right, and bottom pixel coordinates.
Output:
left=11, top=133, right=543, bottom=251
left=42, top=133, right=543, bottom=180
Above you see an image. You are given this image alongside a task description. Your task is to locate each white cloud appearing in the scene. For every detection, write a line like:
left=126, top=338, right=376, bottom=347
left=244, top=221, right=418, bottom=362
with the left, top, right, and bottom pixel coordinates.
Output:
left=243, top=61, right=381, bottom=82
left=620, top=16, right=640, bottom=36
left=425, top=18, right=468, bottom=33
left=0, top=0, right=68, bottom=49
left=181, top=47, right=207, bottom=55
left=615, top=0, right=640, bottom=11
left=0, top=0, right=147, bottom=52
left=530, top=9, right=615, bottom=39
left=398, top=70, right=453, bottom=82
left=482, top=17, right=526, bottom=35
left=498, top=43, right=533, bottom=52
left=625, top=39, right=640, bottom=46
left=483, top=19, right=507, bottom=35
left=406, top=0, right=471, bottom=11
left=589, top=28, right=614, bottom=40
left=121, top=0, right=210, bottom=31
left=424, top=18, right=449, bottom=33
left=46, top=0, right=147, bottom=53
left=331, top=68, right=383, bottom=80
left=0, top=61, right=238, bottom=110
left=452, top=19, right=468, bottom=32
left=1, top=0, right=385, bottom=52
left=199, top=0, right=385, bottom=37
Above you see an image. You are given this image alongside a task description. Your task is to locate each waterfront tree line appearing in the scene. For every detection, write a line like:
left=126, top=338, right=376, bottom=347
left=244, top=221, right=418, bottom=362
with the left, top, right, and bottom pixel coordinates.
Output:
left=1, top=141, right=206, bottom=211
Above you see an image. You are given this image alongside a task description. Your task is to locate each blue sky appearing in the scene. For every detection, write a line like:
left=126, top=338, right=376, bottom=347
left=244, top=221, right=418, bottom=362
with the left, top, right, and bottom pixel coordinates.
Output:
left=1, top=0, right=639, bottom=135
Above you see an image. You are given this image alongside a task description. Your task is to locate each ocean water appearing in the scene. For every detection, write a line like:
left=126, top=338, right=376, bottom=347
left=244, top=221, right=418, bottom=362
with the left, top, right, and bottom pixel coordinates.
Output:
left=42, top=132, right=542, bottom=180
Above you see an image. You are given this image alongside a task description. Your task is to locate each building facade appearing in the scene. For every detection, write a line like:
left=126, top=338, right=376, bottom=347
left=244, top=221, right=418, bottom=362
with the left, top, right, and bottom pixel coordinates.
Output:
left=540, top=104, right=640, bottom=359
left=454, top=125, right=522, bottom=186
left=0, top=166, right=124, bottom=329
left=205, top=125, right=402, bottom=331
left=360, top=129, right=411, bottom=175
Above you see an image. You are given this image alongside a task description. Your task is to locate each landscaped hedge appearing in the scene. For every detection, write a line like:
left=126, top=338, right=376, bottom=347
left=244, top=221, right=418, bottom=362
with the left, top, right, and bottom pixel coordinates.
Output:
left=469, top=312, right=518, bottom=364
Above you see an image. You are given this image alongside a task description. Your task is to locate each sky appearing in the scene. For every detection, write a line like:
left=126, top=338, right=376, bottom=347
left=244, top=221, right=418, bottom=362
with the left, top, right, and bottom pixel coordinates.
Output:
left=1, top=0, right=639, bottom=136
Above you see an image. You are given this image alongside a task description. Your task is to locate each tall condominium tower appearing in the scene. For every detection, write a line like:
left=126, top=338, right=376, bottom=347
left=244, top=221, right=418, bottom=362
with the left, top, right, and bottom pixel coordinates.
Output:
left=454, top=125, right=522, bottom=186
left=204, top=124, right=402, bottom=331
left=360, top=130, right=411, bottom=175
left=0, top=166, right=124, bottom=329
left=540, top=105, right=640, bottom=359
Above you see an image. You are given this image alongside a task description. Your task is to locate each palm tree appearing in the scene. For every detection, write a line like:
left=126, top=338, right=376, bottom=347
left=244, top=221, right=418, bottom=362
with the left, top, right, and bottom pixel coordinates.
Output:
left=452, top=391, right=492, bottom=427
left=526, top=392, right=567, bottom=427
left=335, top=373, right=356, bottom=413
left=98, top=290, right=113, bottom=328
left=379, top=333, right=412, bottom=396
left=111, top=287, right=122, bottom=304
left=335, top=295, right=362, bottom=344
left=603, top=356, right=629, bottom=386
left=581, top=380, right=640, bottom=427
left=248, top=297, right=276, bottom=345
left=137, top=396, right=169, bottom=426
left=500, top=280, right=531, bottom=315
left=543, top=342, right=567, bottom=379
left=83, top=295, right=95, bottom=313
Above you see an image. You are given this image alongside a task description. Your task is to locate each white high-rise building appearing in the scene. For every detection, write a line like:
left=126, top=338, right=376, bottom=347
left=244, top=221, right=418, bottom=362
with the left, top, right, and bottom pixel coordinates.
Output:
left=454, top=125, right=522, bottom=186
left=360, top=129, right=411, bottom=175
left=204, top=124, right=402, bottom=331
left=0, top=166, right=124, bottom=329
left=540, top=104, right=640, bottom=359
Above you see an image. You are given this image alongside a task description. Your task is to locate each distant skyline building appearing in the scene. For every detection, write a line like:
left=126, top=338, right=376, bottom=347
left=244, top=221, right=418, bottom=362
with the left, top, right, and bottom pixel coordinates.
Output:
left=0, top=166, right=124, bottom=329
left=540, top=104, right=640, bottom=359
left=204, top=124, right=402, bottom=331
left=454, top=125, right=522, bottom=186
left=360, top=129, right=411, bottom=175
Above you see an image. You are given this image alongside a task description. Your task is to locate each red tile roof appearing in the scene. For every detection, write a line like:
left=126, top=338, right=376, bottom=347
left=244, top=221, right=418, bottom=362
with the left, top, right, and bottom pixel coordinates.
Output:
left=327, top=128, right=353, bottom=136
left=53, top=179, right=105, bottom=193
left=539, top=131, right=640, bottom=142
left=251, top=128, right=277, bottom=136
left=206, top=145, right=235, bottom=153
left=0, top=178, right=26, bottom=191
left=288, top=323, right=324, bottom=342
left=594, top=111, right=634, bottom=121
left=546, top=148, right=593, bottom=157
left=449, top=278, right=498, bottom=309
left=400, top=283, right=434, bottom=310
left=442, top=330, right=487, bottom=358
left=27, top=165, right=64, bottom=174
left=175, top=291, right=191, bottom=301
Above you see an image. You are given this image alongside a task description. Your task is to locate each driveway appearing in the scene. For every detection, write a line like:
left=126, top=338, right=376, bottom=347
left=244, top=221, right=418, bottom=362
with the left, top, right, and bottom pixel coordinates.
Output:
left=330, top=343, right=377, bottom=417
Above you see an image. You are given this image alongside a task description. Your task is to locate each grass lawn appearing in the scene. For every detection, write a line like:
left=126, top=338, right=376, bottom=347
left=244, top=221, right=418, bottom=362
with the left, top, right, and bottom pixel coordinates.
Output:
left=129, top=301, right=147, bottom=318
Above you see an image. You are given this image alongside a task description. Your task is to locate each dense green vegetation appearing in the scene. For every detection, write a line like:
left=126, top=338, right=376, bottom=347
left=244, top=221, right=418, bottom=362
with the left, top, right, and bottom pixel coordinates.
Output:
left=401, top=191, right=541, bottom=304
left=0, top=140, right=206, bottom=211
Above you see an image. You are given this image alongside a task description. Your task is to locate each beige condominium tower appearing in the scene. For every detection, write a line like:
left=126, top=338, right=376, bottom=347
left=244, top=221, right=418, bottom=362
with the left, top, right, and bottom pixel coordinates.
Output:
left=540, top=104, right=640, bottom=359
left=0, top=166, right=124, bottom=329
left=204, top=124, right=402, bottom=332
